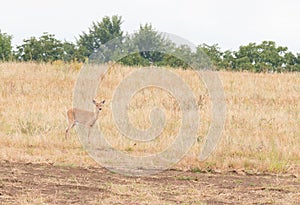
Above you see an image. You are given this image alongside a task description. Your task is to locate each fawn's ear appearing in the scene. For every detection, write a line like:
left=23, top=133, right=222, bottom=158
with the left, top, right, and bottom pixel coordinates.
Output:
left=92, top=99, right=96, bottom=104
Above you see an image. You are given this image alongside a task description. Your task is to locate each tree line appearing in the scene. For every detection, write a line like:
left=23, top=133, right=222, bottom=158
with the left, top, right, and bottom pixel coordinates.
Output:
left=0, top=15, right=299, bottom=72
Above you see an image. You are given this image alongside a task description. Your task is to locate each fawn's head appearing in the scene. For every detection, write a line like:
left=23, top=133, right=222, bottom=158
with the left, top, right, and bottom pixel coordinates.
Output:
left=92, top=99, right=105, bottom=111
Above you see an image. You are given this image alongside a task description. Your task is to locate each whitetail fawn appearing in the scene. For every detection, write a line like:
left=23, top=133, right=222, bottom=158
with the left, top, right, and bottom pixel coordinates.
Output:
left=65, top=99, right=105, bottom=139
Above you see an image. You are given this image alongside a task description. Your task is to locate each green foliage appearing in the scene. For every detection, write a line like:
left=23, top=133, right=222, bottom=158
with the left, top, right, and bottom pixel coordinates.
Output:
left=16, top=33, right=77, bottom=62
left=129, top=24, right=172, bottom=63
left=194, top=44, right=218, bottom=70
left=89, top=23, right=190, bottom=68
left=115, top=24, right=205, bottom=69
left=61, top=41, right=77, bottom=62
left=200, top=41, right=299, bottom=72
left=77, top=15, right=123, bottom=59
left=0, top=30, right=13, bottom=61
left=197, top=44, right=222, bottom=68
left=160, top=45, right=193, bottom=68
left=117, top=23, right=175, bottom=66
left=119, top=53, right=150, bottom=66
left=1, top=15, right=300, bottom=72
left=232, top=41, right=296, bottom=72
left=220, top=50, right=234, bottom=69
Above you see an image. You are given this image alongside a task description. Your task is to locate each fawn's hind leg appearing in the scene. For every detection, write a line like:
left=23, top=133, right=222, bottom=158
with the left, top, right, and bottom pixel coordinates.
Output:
left=65, top=122, right=76, bottom=139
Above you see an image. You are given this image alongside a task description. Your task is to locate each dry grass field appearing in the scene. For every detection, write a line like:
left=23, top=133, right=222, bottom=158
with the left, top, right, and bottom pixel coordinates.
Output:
left=0, top=62, right=299, bottom=204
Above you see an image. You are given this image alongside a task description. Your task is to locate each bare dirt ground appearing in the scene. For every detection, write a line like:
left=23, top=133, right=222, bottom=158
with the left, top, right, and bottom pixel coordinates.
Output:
left=0, top=161, right=299, bottom=204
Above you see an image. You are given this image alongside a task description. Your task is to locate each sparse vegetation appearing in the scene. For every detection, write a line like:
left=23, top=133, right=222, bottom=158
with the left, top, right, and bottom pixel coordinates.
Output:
left=0, top=62, right=299, bottom=204
left=0, top=62, right=299, bottom=175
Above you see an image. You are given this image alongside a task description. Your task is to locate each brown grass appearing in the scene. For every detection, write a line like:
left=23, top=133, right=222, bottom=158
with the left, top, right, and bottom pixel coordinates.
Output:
left=0, top=62, right=299, bottom=175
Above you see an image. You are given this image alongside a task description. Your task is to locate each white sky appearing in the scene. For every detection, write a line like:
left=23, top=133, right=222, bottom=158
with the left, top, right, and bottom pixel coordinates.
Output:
left=1, top=0, right=300, bottom=53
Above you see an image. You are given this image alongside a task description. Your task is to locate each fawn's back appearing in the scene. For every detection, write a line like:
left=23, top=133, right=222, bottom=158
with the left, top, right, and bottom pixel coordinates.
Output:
left=68, top=108, right=97, bottom=126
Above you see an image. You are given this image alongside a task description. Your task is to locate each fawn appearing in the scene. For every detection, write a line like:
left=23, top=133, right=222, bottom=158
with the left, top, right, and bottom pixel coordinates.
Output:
left=65, top=99, right=105, bottom=139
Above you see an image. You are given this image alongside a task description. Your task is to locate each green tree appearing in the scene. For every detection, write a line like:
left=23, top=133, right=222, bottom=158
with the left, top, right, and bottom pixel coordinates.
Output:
left=62, top=41, right=80, bottom=62
left=233, top=43, right=257, bottom=71
left=198, top=44, right=223, bottom=69
left=161, top=45, right=192, bottom=68
left=220, top=50, right=234, bottom=69
left=77, top=15, right=123, bottom=59
left=127, top=23, right=174, bottom=65
left=296, top=54, right=300, bottom=72
left=233, top=41, right=292, bottom=72
left=0, top=30, right=13, bottom=61
left=113, top=23, right=175, bottom=66
left=17, top=33, right=62, bottom=62
left=256, top=41, right=286, bottom=72
left=16, top=36, right=41, bottom=61
left=193, top=45, right=214, bottom=70
left=118, top=52, right=150, bottom=66
left=283, top=52, right=298, bottom=72
left=16, top=33, right=76, bottom=62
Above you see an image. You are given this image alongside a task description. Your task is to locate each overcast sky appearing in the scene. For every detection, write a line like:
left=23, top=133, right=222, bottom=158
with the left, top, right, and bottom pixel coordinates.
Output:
left=1, top=0, right=300, bottom=53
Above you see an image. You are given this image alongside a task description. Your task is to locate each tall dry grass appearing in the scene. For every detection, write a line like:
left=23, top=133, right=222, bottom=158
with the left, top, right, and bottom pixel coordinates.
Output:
left=0, top=62, right=299, bottom=174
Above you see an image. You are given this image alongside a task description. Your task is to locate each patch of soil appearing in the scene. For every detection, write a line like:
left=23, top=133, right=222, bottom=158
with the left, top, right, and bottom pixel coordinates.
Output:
left=0, top=161, right=299, bottom=204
